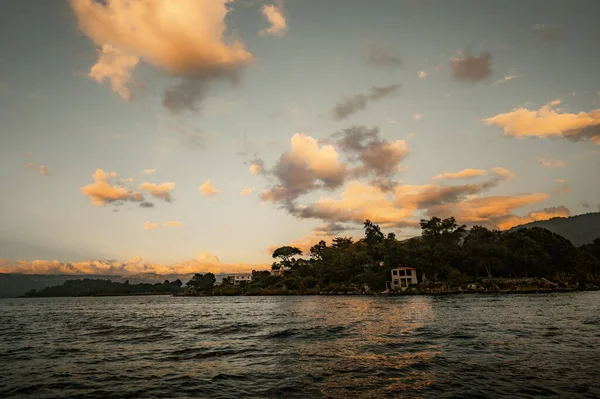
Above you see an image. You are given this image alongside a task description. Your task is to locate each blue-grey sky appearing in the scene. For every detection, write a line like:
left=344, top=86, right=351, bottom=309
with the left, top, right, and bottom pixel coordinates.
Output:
left=1, top=0, right=599, bottom=274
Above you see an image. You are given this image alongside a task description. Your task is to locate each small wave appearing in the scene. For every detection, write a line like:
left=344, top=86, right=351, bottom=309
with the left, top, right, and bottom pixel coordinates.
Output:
left=195, top=322, right=260, bottom=335
left=265, top=328, right=300, bottom=339
left=162, top=346, right=256, bottom=361
left=211, top=373, right=251, bottom=381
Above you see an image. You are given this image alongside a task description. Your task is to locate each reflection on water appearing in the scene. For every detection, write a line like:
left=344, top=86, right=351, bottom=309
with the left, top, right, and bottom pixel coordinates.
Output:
left=0, top=293, right=599, bottom=398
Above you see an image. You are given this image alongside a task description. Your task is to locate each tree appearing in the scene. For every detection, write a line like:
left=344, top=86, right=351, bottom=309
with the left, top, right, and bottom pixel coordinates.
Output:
left=462, top=226, right=507, bottom=278
left=363, top=220, right=385, bottom=262
left=418, top=217, right=467, bottom=281
left=272, top=246, right=303, bottom=267
left=310, top=240, right=327, bottom=261
left=186, top=273, right=216, bottom=292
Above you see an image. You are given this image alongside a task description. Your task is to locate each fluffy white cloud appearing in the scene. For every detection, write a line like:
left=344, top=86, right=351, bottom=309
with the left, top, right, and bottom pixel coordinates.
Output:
left=142, top=169, right=156, bottom=175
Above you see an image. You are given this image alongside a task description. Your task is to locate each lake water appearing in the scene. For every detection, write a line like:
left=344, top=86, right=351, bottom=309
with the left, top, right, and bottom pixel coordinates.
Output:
left=1, top=293, right=599, bottom=398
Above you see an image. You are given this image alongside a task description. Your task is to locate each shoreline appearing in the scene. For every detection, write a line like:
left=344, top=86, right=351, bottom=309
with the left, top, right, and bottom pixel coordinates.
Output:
left=15, top=287, right=600, bottom=299
left=176, top=286, right=600, bottom=298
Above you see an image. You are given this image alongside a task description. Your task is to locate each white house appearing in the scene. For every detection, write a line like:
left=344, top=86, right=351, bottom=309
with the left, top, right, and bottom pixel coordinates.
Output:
left=231, top=274, right=253, bottom=285
left=390, top=267, right=418, bottom=291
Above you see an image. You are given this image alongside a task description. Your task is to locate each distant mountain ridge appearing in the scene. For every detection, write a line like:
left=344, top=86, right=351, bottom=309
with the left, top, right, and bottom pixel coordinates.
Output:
left=509, top=212, right=600, bottom=247
left=0, top=272, right=236, bottom=298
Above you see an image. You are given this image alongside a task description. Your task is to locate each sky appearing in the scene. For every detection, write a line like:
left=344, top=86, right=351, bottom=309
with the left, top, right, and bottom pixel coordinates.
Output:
left=1, top=0, right=599, bottom=275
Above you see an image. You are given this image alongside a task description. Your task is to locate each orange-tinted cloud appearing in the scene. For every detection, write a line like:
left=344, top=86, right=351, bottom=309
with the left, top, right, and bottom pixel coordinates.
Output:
left=81, top=169, right=143, bottom=206
left=249, top=162, right=264, bottom=175
left=290, top=167, right=518, bottom=228
left=483, top=100, right=600, bottom=144
left=70, top=0, right=252, bottom=75
left=240, top=187, right=255, bottom=196
left=432, top=168, right=487, bottom=180
left=0, top=253, right=268, bottom=275
left=267, top=222, right=353, bottom=255
left=88, top=44, right=138, bottom=100
left=425, top=193, right=566, bottom=230
left=490, top=167, right=516, bottom=180
left=260, top=2, right=287, bottom=37
left=144, top=219, right=184, bottom=229
left=262, top=133, right=346, bottom=202
left=139, top=182, right=176, bottom=202
left=144, top=221, right=160, bottom=230
left=495, top=206, right=570, bottom=230
left=70, top=0, right=253, bottom=107
left=199, top=180, right=222, bottom=196
left=24, top=162, right=49, bottom=176
left=293, top=180, right=417, bottom=228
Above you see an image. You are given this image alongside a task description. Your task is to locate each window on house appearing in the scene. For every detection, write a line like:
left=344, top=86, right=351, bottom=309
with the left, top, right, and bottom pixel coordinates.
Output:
left=393, top=279, right=399, bottom=285
left=392, top=270, right=398, bottom=275
left=399, top=270, right=406, bottom=276
left=406, top=270, right=412, bottom=276
left=401, top=279, right=407, bottom=287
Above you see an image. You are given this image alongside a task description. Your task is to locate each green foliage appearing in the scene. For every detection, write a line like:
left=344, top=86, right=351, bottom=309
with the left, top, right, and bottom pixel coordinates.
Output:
left=186, top=273, right=216, bottom=292
left=272, top=246, right=303, bottom=269
left=248, top=217, right=596, bottom=293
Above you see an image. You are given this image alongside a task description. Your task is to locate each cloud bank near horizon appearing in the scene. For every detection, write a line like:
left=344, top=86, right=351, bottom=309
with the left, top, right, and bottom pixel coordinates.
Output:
left=0, top=253, right=268, bottom=276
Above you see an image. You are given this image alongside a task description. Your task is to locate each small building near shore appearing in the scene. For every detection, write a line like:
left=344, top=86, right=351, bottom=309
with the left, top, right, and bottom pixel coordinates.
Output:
left=231, top=274, right=253, bottom=285
left=389, top=267, right=418, bottom=291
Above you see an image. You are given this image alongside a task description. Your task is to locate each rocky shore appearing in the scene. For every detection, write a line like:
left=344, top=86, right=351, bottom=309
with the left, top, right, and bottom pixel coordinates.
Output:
left=176, top=278, right=600, bottom=297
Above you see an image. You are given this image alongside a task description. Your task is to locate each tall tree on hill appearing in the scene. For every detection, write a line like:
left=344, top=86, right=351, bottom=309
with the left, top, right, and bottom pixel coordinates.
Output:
left=419, top=216, right=466, bottom=281
left=272, top=246, right=303, bottom=268
left=462, top=226, right=507, bottom=278
left=363, top=220, right=385, bottom=264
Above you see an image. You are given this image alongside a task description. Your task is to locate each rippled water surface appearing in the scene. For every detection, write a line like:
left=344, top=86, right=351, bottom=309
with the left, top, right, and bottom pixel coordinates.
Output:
left=1, top=293, right=599, bottom=398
